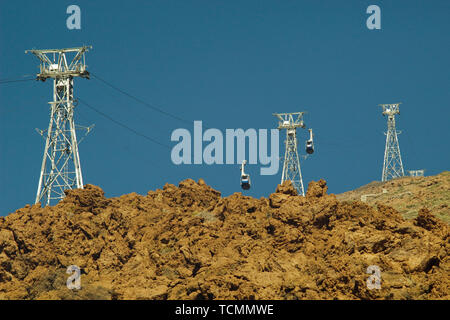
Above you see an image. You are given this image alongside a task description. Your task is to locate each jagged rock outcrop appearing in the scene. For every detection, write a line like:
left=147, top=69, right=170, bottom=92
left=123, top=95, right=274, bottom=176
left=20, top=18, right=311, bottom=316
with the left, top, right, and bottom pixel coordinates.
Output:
left=0, top=179, right=448, bottom=300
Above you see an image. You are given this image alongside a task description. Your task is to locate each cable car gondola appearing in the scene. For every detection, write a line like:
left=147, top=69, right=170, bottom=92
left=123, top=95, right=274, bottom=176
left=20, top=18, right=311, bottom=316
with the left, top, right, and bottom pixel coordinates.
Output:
left=305, top=128, right=314, bottom=154
left=240, top=160, right=251, bottom=190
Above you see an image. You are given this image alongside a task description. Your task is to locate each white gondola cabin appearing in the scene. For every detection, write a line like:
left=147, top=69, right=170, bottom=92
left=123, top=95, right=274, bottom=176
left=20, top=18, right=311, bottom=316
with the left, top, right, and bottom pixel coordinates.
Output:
left=240, top=160, right=251, bottom=190
left=306, top=128, right=314, bottom=154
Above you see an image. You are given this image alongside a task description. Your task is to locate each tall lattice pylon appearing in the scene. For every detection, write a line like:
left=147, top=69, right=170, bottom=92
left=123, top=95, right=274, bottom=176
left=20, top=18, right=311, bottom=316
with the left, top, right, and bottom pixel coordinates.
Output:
left=380, top=103, right=405, bottom=182
left=273, top=112, right=306, bottom=196
left=26, top=46, right=93, bottom=206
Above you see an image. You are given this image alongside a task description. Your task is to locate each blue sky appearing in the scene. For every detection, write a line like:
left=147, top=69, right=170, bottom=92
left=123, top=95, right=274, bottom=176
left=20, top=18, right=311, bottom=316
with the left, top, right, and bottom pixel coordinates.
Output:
left=1, top=0, right=449, bottom=215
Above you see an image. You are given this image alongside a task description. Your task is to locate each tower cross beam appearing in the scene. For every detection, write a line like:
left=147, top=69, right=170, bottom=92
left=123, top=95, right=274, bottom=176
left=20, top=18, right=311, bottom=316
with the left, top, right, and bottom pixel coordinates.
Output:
left=25, top=46, right=91, bottom=81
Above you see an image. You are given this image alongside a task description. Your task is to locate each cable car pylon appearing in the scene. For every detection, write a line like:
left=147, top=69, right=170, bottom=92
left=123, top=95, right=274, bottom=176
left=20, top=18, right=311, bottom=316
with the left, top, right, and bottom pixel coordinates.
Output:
left=379, top=103, right=405, bottom=182
left=273, top=112, right=307, bottom=196
left=26, top=46, right=93, bottom=206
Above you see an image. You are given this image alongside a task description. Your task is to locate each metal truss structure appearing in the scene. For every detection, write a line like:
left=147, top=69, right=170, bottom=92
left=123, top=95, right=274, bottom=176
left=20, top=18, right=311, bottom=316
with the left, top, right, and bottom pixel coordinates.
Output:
left=380, top=103, right=405, bottom=182
left=26, top=46, right=93, bottom=206
left=274, top=112, right=306, bottom=196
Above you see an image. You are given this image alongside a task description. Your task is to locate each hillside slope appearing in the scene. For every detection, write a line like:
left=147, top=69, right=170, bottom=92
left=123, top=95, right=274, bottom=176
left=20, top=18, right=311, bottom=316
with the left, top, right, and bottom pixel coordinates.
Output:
left=0, top=178, right=448, bottom=300
left=336, top=171, right=449, bottom=223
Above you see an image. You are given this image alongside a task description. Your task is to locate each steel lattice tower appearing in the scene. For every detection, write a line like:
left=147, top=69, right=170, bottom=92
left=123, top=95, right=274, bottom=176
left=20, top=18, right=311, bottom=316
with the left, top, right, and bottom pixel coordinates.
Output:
left=380, top=103, right=405, bottom=182
left=26, top=46, right=92, bottom=206
left=274, top=112, right=306, bottom=196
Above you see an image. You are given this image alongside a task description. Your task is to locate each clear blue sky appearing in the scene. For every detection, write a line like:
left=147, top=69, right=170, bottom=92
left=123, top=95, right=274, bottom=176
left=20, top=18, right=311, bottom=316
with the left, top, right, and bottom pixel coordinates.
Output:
left=1, top=0, right=449, bottom=215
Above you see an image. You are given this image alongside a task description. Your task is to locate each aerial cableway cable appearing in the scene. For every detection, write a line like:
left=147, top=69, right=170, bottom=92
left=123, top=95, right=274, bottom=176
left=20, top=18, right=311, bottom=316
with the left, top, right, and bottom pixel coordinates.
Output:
left=1, top=74, right=366, bottom=153
left=77, top=97, right=171, bottom=150
left=90, top=72, right=194, bottom=127
left=0, top=76, right=173, bottom=151
left=0, top=76, right=36, bottom=84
